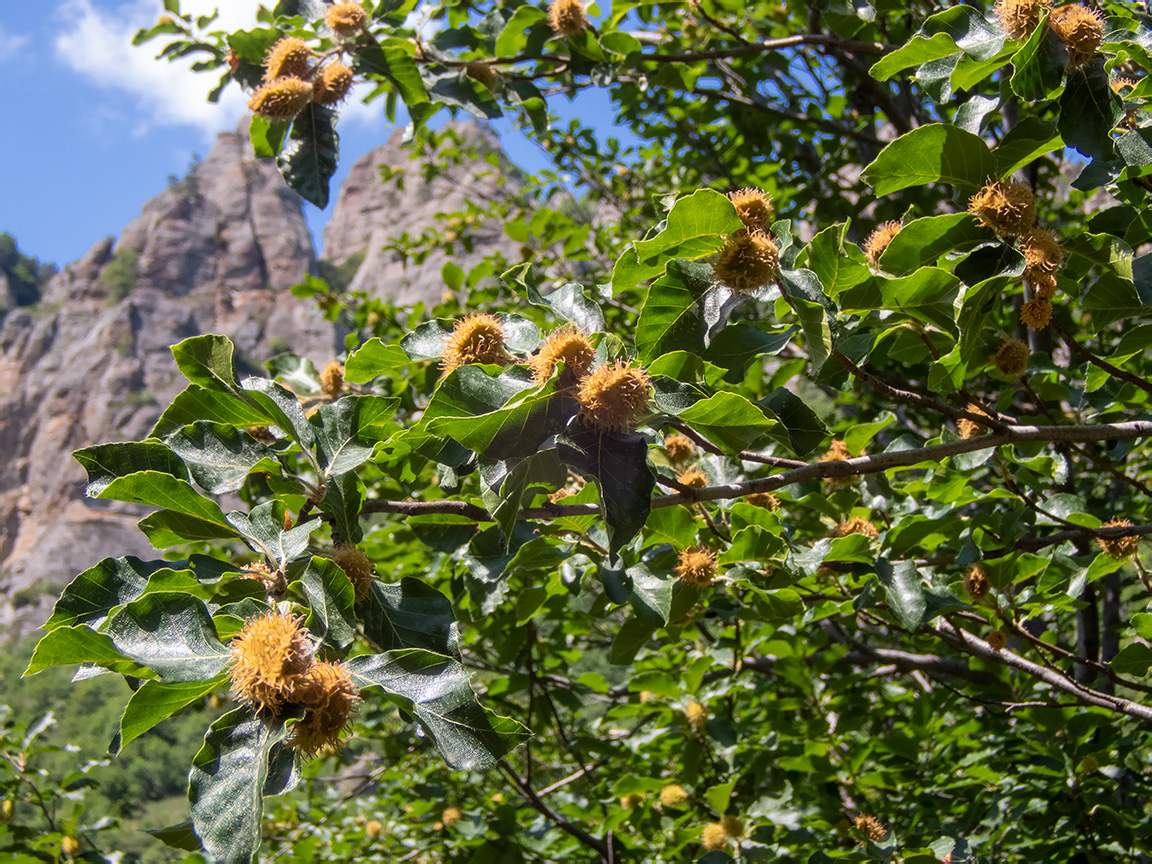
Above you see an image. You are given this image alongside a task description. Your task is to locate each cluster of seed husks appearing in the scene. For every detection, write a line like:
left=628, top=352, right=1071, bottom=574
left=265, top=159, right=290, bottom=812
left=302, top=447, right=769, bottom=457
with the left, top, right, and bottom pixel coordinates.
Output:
left=712, top=188, right=781, bottom=293
left=249, top=7, right=364, bottom=124
left=995, top=0, right=1104, bottom=71
left=967, top=178, right=1065, bottom=330
left=228, top=611, right=361, bottom=755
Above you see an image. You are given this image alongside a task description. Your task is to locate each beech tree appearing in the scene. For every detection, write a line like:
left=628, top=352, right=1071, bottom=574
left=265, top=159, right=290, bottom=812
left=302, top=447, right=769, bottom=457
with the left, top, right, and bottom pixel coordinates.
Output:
left=14, top=0, right=1152, bottom=861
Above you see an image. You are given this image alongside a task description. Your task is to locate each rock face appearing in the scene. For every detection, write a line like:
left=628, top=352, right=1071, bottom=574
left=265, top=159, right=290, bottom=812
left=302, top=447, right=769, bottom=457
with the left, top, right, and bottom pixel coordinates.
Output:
left=323, top=122, right=520, bottom=305
left=0, top=120, right=518, bottom=635
left=0, top=122, right=338, bottom=633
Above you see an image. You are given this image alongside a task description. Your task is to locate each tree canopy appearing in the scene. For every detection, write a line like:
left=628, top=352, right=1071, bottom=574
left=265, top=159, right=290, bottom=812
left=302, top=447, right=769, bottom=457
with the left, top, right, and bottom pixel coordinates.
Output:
left=10, top=0, right=1152, bottom=861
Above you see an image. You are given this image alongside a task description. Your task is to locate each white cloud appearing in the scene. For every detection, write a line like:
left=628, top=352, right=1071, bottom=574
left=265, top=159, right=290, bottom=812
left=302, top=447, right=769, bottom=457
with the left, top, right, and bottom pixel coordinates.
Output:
left=0, top=24, right=31, bottom=62
left=53, top=0, right=391, bottom=137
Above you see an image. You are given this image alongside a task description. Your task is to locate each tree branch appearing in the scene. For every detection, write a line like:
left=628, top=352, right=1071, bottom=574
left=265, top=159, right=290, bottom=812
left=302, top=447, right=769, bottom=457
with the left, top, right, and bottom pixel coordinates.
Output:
left=1052, top=319, right=1152, bottom=399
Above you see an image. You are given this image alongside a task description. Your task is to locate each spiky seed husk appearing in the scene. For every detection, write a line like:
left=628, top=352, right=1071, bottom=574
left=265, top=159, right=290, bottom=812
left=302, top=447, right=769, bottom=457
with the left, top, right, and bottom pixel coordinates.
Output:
left=712, top=230, right=780, bottom=292
left=333, top=544, right=375, bottom=603
left=819, top=439, right=855, bottom=462
left=365, top=820, right=383, bottom=839
left=547, top=473, right=586, bottom=502
left=660, top=784, right=689, bottom=808
left=249, top=78, right=313, bottom=123
left=325, top=2, right=368, bottom=36
left=854, top=815, right=887, bottom=842
left=240, top=561, right=286, bottom=595
left=547, top=0, right=588, bottom=37
left=320, top=360, right=344, bottom=396
left=1020, top=297, right=1053, bottom=330
left=958, top=403, right=993, bottom=439
left=677, top=468, right=708, bottom=489
left=465, top=62, right=498, bottom=90
left=1112, top=76, right=1139, bottom=92
left=229, top=611, right=312, bottom=715
left=290, top=661, right=361, bottom=756
left=863, top=221, right=902, bottom=267
left=664, top=433, right=696, bottom=464
left=965, top=566, right=990, bottom=601
left=676, top=546, right=718, bottom=588
left=728, top=188, right=774, bottom=231
left=987, top=630, right=1008, bottom=652
left=531, top=326, right=595, bottom=386
left=968, top=179, right=1036, bottom=237
left=263, top=37, right=313, bottom=83
left=834, top=517, right=879, bottom=539
left=720, top=815, right=746, bottom=839
left=1021, top=227, right=1063, bottom=294
left=684, top=700, right=707, bottom=733
left=1098, top=518, right=1141, bottom=559
left=702, top=822, right=729, bottom=850
left=576, top=361, right=652, bottom=432
left=746, top=491, right=781, bottom=509
left=441, top=807, right=463, bottom=827
left=1051, top=4, right=1105, bottom=70
left=61, top=836, right=82, bottom=858
left=991, top=337, right=1031, bottom=377
left=995, top=0, right=1052, bottom=39
left=442, top=312, right=508, bottom=374
left=248, top=425, right=276, bottom=443
left=620, top=794, right=644, bottom=809
left=313, top=62, right=354, bottom=106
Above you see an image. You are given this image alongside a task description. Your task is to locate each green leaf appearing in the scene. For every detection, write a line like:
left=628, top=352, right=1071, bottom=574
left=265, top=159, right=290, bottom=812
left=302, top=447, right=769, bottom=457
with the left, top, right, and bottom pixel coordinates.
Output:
left=839, top=267, right=961, bottom=333
left=105, top=592, right=231, bottom=682
left=994, top=116, right=1063, bottom=177
left=861, top=124, right=997, bottom=195
left=878, top=214, right=992, bottom=275
left=799, top=222, right=872, bottom=296
left=146, top=822, right=203, bottom=852
left=1111, top=643, right=1152, bottom=677
left=675, top=392, right=786, bottom=454
left=287, top=557, right=356, bottom=652
left=166, top=422, right=278, bottom=494
left=249, top=115, right=287, bottom=158
left=114, top=677, right=225, bottom=755
left=479, top=450, right=565, bottom=542
left=425, top=69, right=503, bottom=119
left=495, top=6, right=547, bottom=56
left=344, top=337, right=411, bottom=383
left=428, top=377, right=571, bottom=462
left=1009, top=23, right=1065, bottom=102
left=73, top=441, right=188, bottom=497
left=189, top=707, right=297, bottom=864
left=96, top=471, right=232, bottom=529
left=228, top=500, right=315, bottom=570
left=761, top=387, right=828, bottom=457
left=150, top=385, right=270, bottom=439
left=1064, top=232, right=1134, bottom=281
left=844, top=412, right=896, bottom=454
left=278, top=103, right=339, bottom=209
left=875, top=559, right=927, bottom=631
left=319, top=470, right=365, bottom=545
left=348, top=650, right=529, bottom=769
left=633, top=190, right=744, bottom=268
left=870, top=6, right=1003, bottom=81
left=312, top=395, right=397, bottom=476
left=353, top=39, right=429, bottom=111
left=1059, top=65, right=1123, bottom=160
left=557, top=427, right=656, bottom=558
left=636, top=259, right=714, bottom=364
left=241, top=376, right=316, bottom=450
left=24, top=626, right=156, bottom=679
left=703, top=323, right=798, bottom=382
left=139, top=511, right=239, bottom=548
left=361, top=577, right=459, bottom=656
left=171, top=334, right=240, bottom=392
left=504, top=263, right=607, bottom=332
left=46, top=557, right=192, bottom=630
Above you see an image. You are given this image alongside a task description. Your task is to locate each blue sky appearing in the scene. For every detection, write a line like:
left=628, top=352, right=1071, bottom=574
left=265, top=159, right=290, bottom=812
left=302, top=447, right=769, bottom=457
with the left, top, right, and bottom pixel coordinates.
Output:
left=0, top=1, right=626, bottom=269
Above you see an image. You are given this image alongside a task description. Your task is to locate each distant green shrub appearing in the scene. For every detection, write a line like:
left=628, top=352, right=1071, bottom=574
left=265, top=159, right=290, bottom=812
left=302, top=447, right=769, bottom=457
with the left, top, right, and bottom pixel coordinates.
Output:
left=100, top=248, right=139, bottom=305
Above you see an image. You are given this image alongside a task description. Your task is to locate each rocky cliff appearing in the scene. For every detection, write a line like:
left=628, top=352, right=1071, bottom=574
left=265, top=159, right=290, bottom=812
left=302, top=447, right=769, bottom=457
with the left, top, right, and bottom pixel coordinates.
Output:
left=0, top=120, right=514, bottom=633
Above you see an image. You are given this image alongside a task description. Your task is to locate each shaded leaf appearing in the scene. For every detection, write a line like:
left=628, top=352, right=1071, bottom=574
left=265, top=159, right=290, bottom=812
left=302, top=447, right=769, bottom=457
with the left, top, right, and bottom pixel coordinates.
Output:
left=361, top=577, right=459, bottom=656
left=74, top=442, right=188, bottom=497
left=105, top=592, right=231, bottom=683
left=114, top=677, right=225, bottom=755
left=166, top=422, right=278, bottom=494
left=278, top=103, right=339, bottom=209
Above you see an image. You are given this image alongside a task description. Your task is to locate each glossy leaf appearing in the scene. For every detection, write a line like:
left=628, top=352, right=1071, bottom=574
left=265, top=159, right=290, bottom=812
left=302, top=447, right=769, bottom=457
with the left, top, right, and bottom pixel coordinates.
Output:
left=74, top=442, right=188, bottom=496
left=635, top=259, right=714, bottom=363
left=361, top=577, right=460, bottom=656
left=166, top=421, right=278, bottom=494
left=45, top=557, right=193, bottom=631
left=344, top=337, right=410, bottom=383
left=287, top=557, right=356, bottom=652
left=189, top=707, right=297, bottom=864
left=347, top=650, right=529, bottom=769
left=104, top=592, right=231, bottom=682
left=278, top=103, right=339, bottom=209
left=861, top=124, right=997, bottom=195
left=632, top=190, right=743, bottom=268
